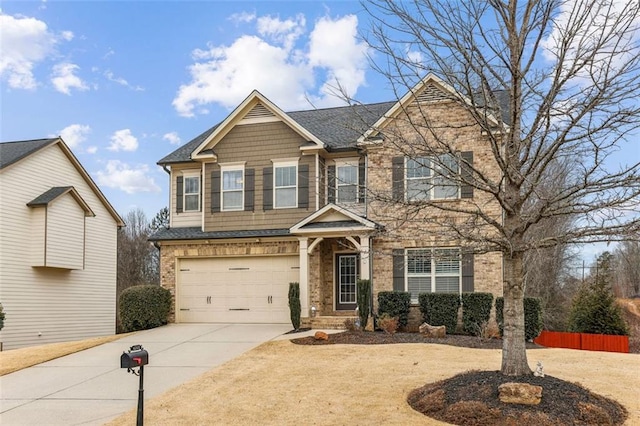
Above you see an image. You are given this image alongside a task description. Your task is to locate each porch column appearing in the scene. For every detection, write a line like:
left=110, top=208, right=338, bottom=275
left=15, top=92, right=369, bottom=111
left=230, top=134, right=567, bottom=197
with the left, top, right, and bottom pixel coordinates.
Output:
left=298, top=237, right=309, bottom=317
left=360, top=235, right=370, bottom=280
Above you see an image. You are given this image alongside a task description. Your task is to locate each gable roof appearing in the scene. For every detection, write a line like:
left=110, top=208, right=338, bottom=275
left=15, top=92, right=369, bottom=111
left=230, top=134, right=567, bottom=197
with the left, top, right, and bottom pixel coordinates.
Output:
left=0, top=138, right=58, bottom=169
left=290, top=203, right=380, bottom=234
left=0, top=137, right=124, bottom=227
left=27, top=186, right=95, bottom=216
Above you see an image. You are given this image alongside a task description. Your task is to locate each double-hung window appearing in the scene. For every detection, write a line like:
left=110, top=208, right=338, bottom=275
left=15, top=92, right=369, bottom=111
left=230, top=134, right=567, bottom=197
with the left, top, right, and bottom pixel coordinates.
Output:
left=406, top=248, right=461, bottom=302
left=183, top=174, right=200, bottom=212
left=221, top=166, right=244, bottom=211
left=274, top=162, right=297, bottom=208
left=336, top=161, right=358, bottom=204
left=406, top=154, right=458, bottom=201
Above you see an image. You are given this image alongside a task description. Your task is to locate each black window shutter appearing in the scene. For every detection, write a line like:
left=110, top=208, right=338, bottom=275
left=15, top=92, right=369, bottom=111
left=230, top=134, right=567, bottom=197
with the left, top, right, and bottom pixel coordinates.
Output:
left=392, top=249, right=405, bottom=291
left=263, top=167, right=273, bottom=211
left=460, top=151, right=474, bottom=199
left=462, top=253, right=474, bottom=292
left=298, top=164, right=309, bottom=209
left=176, top=176, right=183, bottom=213
left=244, top=168, right=255, bottom=211
left=392, top=157, right=404, bottom=201
left=358, top=159, right=366, bottom=204
left=327, top=165, right=336, bottom=204
left=199, top=173, right=203, bottom=212
left=211, top=170, right=221, bottom=212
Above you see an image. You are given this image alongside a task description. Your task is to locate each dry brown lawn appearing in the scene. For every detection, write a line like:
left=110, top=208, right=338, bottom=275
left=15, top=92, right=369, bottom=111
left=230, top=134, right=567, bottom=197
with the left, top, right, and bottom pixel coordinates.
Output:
left=106, top=341, right=640, bottom=425
left=0, top=334, right=128, bottom=376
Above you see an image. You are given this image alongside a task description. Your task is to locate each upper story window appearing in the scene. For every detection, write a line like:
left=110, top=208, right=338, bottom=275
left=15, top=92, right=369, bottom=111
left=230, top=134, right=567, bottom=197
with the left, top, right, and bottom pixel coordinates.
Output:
left=336, top=162, right=358, bottom=204
left=274, top=162, right=297, bottom=208
left=183, top=174, right=200, bottom=212
left=406, top=248, right=460, bottom=302
left=406, top=154, right=459, bottom=201
left=222, top=166, right=244, bottom=211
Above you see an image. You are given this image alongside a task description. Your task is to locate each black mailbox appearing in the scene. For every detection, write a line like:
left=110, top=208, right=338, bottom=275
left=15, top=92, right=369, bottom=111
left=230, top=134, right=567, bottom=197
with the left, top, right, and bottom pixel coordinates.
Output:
left=121, top=346, right=149, bottom=369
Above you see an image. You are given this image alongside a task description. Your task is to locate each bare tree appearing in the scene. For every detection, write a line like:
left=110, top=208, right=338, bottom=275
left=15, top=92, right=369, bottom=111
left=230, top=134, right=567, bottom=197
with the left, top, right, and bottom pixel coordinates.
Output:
left=613, top=240, right=640, bottom=297
left=362, top=0, right=640, bottom=375
left=117, top=209, right=159, bottom=294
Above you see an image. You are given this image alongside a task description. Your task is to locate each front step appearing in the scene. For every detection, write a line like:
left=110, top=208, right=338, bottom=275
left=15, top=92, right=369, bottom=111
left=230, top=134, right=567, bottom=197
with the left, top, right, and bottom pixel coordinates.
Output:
left=302, top=316, right=357, bottom=330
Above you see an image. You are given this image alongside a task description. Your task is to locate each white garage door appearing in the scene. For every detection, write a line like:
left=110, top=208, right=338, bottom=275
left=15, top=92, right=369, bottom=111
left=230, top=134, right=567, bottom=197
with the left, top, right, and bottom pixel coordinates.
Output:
left=177, top=256, right=299, bottom=323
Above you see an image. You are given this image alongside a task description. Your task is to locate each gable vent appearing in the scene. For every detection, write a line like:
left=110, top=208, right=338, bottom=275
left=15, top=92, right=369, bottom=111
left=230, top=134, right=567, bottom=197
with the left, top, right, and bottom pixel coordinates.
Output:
left=415, top=84, right=451, bottom=103
left=242, top=103, right=276, bottom=121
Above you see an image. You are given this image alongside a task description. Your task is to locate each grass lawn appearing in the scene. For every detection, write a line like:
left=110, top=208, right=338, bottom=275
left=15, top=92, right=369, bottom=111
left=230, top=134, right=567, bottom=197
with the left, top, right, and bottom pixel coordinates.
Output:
left=105, top=340, right=640, bottom=425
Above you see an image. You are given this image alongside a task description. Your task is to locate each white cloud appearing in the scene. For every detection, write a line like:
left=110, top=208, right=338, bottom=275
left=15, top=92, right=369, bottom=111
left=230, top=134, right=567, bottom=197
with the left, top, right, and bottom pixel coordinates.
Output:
left=104, top=69, right=144, bottom=91
left=51, top=62, right=88, bottom=95
left=86, top=146, right=98, bottom=154
left=60, top=30, right=74, bottom=41
left=229, top=11, right=256, bottom=25
left=108, top=129, right=138, bottom=152
left=173, top=14, right=369, bottom=117
left=96, top=160, right=161, bottom=194
left=163, top=131, right=182, bottom=145
left=58, top=124, right=91, bottom=148
left=0, top=12, right=58, bottom=89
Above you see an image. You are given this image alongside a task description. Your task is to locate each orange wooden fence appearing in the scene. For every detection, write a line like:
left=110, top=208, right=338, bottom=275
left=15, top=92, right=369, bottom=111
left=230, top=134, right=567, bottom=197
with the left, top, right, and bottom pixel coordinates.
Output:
left=534, top=330, right=629, bottom=353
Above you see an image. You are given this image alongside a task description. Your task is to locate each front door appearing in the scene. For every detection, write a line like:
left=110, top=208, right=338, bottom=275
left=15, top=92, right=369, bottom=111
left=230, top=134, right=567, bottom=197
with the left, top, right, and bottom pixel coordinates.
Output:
left=336, top=253, right=359, bottom=310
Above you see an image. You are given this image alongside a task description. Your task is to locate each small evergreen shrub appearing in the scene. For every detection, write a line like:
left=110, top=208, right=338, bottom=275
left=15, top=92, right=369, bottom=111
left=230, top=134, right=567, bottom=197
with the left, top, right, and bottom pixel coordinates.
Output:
left=461, top=293, right=493, bottom=335
left=377, top=291, right=411, bottom=327
left=419, top=293, right=460, bottom=334
left=0, top=302, right=5, bottom=331
left=119, top=285, right=171, bottom=332
left=357, top=279, right=371, bottom=330
left=378, top=313, right=399, bottom=334
left=288, top=282, right=301, bottom=330
left=496, top=297, right=544, bottom=341
left=568, top=282, right=628, bottom=336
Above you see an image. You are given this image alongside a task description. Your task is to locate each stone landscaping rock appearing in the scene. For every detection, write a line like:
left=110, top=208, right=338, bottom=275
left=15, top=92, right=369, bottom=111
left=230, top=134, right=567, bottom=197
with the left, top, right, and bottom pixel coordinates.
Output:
left=314, top=331, right=329, bottom=341
left=498, top=382, right=543, bottom=405
left=419, top=323, right=446, bottom=338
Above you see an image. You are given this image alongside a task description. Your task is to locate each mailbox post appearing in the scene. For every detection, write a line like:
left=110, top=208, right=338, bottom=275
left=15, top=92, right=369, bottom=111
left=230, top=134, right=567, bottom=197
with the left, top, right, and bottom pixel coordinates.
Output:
left=121, top=345, right=148, bottom=426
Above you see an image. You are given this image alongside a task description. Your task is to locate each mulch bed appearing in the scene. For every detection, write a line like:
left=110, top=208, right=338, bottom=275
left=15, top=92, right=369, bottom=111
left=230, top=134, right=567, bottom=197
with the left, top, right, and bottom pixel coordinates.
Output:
left=291, top=331, right=628, bottom=425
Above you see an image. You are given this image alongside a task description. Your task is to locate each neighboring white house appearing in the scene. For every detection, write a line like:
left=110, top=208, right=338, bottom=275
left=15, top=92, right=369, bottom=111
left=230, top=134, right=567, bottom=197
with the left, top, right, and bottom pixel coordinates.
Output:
left=0, top=138, right=124, bottom=350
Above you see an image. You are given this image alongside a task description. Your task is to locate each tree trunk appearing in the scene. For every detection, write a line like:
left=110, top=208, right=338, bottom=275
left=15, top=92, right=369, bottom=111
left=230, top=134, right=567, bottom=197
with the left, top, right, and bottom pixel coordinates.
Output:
left=501, top=251, right=532, bottom=376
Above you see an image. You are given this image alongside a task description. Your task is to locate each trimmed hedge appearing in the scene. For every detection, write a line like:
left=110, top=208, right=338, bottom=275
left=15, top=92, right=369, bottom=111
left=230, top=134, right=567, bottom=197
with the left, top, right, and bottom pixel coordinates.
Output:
left=288, top=282, right=301, bottom=330
left=461, top=292, right=493, bottom=335
left=357, top=279, right=372, bottom=330
left=496, top=297, right=544, bottom=341
left=119, top=285, right=171, bottom=333
left=377, top=291, right=411, bottom=327
left=419, top=293, right=460, bottom=334
left=0, top=302, right=5, bottom=331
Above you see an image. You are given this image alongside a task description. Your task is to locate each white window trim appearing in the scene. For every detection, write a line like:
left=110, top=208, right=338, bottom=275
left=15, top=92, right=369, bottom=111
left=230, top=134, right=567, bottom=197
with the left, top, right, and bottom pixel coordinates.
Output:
left=334, top=158, right=359, bottom=205
left=182, top=171, right=201, bottom=212
left=405, top=155, right=460, bottom=201
left=273, top=160, right=298, bottom=209
left=405, top=247, right=461, bottom=301
left=220, top=163, right=245, bottom=211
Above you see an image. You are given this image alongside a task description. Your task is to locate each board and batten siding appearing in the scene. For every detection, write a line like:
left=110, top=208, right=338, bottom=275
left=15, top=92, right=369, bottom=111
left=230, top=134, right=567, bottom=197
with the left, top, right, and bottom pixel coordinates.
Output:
left=0, top=143, right=118, bottom=350
left=202, top=121, right=316, bottom=231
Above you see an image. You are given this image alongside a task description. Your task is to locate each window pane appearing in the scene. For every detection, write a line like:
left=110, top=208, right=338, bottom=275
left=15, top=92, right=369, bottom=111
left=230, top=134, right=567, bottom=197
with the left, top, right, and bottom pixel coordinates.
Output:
left=223, top=170, right=243, bottom=190
left=337, top=165, right=357, bottom=185
left=275, top=187, right=296, bottom=207
left=435, top=276, right=459, bottom=293
left=275, top=166, right=296, bottom=187
left=223, top=191, right=242, bottom=210
left=408, top=277, right=431, bottom=302
left=185, top=177, right=199, bottom=194
left=407, top=249, right=431, bottom=274
left=406, top=158, right=430, bottom=178
left=435, top=249, right=460, bottom=273
left=407, top=179, right=431, bottom=201
left=337, top=184, right=357, bottom=203
left=433, top=176, right=458, bottom=199
left=185, top=194, right=199, bottom=211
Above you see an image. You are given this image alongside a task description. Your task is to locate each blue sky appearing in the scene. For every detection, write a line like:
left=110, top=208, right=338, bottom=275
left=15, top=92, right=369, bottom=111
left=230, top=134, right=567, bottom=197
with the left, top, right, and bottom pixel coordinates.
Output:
left=1, top=0, right=388, bottom=220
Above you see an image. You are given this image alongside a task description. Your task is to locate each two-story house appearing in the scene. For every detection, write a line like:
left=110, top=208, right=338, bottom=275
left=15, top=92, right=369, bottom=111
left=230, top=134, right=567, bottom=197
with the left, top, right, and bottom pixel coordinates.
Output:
left=151, top=74, right=504, bottom=328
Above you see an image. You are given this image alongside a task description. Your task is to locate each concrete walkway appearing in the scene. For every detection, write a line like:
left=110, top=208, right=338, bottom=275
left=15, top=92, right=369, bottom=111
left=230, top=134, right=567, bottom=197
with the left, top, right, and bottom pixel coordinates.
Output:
left=0, top=323, right=292, bottom=425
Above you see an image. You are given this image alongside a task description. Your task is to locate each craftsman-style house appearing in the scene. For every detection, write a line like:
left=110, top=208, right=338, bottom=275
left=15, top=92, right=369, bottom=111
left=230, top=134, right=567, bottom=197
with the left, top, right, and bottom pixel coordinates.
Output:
left=151, top=74, right=503, bottom=328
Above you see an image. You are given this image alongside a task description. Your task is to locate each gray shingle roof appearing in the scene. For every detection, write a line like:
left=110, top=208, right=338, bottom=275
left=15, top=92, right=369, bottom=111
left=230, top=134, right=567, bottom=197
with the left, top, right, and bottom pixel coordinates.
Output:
left=26, top=186, right=74, bottom=206
left=297, top=220, right=368, bottom=229
left=157, top=124, right=219, bottom=165
left=149, top=227, right=291, bottom=241
left=0, top=138, right=58, bottom=169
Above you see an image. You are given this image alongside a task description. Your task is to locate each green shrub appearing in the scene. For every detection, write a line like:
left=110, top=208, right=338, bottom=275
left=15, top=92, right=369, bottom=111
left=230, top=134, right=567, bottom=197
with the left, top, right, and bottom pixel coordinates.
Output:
left=119, top=285, right=171, bottom=332
left=461, top=293, right=493, bottom=335
left=288, top=282, right=301, bottom=330
left=377, top=291, right=411, bottom=327
left=567, top=281, right=627, bottom=336
left=0, top=302, right=5, bottom=331
left=357, top=279, right=371, bottom=330
left=496, top=297, right=544, bottom=341
left=378, top=313, right=399, bottom=334
left=418, top=293, right=460, bottom=334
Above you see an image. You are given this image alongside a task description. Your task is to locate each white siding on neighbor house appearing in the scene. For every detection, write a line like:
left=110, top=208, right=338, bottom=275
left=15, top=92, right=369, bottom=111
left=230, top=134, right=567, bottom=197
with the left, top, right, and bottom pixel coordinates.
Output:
left=44, top=194, right=85, bottom=269
left=0, top=144, right=118, bottom=350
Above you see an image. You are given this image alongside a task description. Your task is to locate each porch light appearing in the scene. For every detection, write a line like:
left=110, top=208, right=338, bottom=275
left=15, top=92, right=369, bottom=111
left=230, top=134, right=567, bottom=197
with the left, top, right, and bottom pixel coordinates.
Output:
left=311, top=306, right=317, bottom=317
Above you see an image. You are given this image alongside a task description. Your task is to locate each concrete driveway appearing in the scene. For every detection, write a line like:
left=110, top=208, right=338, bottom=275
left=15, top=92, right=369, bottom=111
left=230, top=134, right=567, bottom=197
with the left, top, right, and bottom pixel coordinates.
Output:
left=0, top=323, right=291, bottom=425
